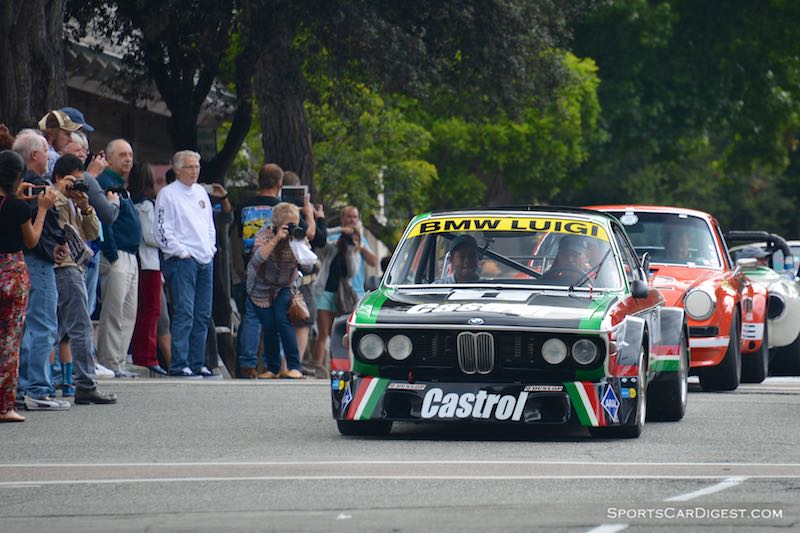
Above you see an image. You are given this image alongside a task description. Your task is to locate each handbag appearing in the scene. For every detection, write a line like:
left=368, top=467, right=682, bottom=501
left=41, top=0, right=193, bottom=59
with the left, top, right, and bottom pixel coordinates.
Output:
left=287, top=288, right=310, bottom=326
left=334, top=279, right=358, bottom=315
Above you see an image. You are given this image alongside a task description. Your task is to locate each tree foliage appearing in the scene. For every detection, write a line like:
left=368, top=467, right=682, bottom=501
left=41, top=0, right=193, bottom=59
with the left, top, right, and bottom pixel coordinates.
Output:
left=568, top=0, right=800, bottom=236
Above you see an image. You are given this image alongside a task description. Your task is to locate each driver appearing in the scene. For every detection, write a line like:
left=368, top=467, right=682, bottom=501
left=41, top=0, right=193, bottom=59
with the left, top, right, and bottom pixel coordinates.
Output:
left=737, top=246, right=770, bottom=267
left=435, top=234, right=480, bottom=283
left=542, top=234, right=589, bottom=284
left=662, top=225, right=690, bottom=262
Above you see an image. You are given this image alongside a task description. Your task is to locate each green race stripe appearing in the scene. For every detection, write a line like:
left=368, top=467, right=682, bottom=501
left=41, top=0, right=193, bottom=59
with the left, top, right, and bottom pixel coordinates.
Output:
left=360, top=378, right=389, bottom=420
left=565, top=382, right=592, bottom=426
left=652, top=359, right=680, bottom=372
left=356, top=289, right=389, bottom=325
left=353, top=360, right=379, bottom=375
left=576, top=366, right=605, bottom=380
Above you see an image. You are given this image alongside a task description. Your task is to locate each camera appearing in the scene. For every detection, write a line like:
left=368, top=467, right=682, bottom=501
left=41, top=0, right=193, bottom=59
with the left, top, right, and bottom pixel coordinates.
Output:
left=69, top=179, right=90, bottom=193
left=286, top=223, right=306, bottom=240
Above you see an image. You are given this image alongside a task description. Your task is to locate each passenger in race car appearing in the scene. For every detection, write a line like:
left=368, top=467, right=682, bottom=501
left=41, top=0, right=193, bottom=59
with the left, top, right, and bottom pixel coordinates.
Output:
left=541, top=234, right=589, bottom=284
left=435, top=234, right=481, bottom=283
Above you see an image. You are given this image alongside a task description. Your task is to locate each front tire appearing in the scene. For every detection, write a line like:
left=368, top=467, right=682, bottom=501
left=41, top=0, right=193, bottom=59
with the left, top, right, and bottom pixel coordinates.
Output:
left=336, top=419, right=393, bottom=436
left=771, top=335, right=800, bottom=375
left=648, top=329, right=689, bottom=421
left=699, top=311, right=741, bottom=391
left=742, top=318, right=768, bottom=383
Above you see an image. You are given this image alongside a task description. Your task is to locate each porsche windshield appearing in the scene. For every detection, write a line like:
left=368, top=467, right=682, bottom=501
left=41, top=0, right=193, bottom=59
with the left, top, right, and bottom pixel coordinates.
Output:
left=608, top=211, right=722, bottom=268
left=386, top=215, right=623, bottom=289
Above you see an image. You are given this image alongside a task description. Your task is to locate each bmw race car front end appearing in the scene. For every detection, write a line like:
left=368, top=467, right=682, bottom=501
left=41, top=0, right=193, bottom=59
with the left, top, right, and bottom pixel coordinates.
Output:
left=331, top=322, right=646, bottom=433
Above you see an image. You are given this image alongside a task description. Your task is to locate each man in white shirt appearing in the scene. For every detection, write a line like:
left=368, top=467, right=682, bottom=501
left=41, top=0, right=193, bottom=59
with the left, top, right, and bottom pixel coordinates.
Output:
left=154, top=151, right=217, bottom=378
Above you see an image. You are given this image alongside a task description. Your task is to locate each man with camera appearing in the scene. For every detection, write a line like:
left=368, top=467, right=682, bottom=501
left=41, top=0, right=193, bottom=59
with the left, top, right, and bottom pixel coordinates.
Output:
left=96, top=139, right=142, bottom=378
left=50, top=155, right=116, bottom=404
left=154, top=150, right=219, bottom=378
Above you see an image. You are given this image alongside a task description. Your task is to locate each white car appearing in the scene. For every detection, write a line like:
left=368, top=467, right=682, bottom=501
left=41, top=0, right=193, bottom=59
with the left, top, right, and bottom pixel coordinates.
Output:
left=728, top=231, right=800, bottom=374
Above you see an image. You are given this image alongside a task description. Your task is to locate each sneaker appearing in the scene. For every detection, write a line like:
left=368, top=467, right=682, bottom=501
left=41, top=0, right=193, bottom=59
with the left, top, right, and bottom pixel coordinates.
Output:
left=95, top=363, right=115, bottom=378
left=62, top=384, right=76, bottom=397
left=169, top=367, right=203, bottom=380
left=114, top=369, right=138, bottom=378
left=198, top=366, right=222, bottom=379
left=24, top=395, right=71, bottom=411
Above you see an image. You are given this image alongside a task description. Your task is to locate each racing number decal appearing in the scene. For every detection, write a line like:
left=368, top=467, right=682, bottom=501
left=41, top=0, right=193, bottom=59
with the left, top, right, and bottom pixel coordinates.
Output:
left=406, top=217, right=610, bottom=241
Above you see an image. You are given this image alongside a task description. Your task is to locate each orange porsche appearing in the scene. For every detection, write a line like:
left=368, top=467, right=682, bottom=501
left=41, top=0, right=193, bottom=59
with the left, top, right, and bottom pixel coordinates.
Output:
left=589, top=205, right=769, bottom=390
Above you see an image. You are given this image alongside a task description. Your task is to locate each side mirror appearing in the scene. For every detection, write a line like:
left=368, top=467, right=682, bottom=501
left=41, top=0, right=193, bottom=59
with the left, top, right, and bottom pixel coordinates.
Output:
left=364, top=275, right=381, bottom=292
left=631, top=279, right=650, bottom=299
left=736, top=257, right=757, bottom=269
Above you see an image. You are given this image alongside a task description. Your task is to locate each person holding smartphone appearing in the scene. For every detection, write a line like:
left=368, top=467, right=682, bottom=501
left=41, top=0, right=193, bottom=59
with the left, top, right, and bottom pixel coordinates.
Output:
left=13, top=131, right=72, bottom=411
left=0, top=150, right=56, bottom=422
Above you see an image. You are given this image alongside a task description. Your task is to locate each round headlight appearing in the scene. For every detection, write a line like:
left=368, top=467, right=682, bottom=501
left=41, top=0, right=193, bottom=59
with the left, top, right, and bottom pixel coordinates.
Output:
left=541, top=338, right=568, bottom=365
left=685, top=289, right=716, bottom=320
left=572, top=339, right=598, bottom=365
left=358, top=334, right=384, bottom=360
left=387, top=334, right=413, bottom=360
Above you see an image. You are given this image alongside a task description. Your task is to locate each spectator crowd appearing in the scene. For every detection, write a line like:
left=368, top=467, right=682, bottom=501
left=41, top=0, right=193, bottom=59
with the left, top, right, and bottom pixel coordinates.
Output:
left=0, top=108, right=380, bottom=424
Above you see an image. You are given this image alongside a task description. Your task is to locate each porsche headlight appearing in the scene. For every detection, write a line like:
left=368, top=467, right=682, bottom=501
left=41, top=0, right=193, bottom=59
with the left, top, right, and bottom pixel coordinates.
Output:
left=358, top=334, right=384, bottom=360
left=571, top=339, right=598, bottom=365
left=541, top=338, right=568, bottom=365
left=387, top=334, right=413, bottom=360
left=685, top=289, right=716, bottom=321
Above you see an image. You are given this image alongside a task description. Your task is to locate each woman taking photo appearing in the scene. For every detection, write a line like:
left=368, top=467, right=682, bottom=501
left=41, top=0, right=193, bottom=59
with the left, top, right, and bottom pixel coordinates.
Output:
left=0, top=150, right=56, bottom=422
left=246, top=202, right=304, bottom=379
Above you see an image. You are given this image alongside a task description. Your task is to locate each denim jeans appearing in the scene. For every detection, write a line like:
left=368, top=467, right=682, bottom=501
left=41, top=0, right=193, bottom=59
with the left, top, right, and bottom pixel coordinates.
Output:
left=250, top=287, right=300, bottom=373
left=84, top=258, right=100, bottom=317
left=237, top=298, right=265, bottom=370
left=163, top=257, right=213, bottom=374
left=18, top=253, right=57, bottom=399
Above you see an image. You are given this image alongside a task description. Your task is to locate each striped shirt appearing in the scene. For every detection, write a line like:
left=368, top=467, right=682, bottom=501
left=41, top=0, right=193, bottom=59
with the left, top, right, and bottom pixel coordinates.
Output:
left=246, top=226, right=298, bottom=308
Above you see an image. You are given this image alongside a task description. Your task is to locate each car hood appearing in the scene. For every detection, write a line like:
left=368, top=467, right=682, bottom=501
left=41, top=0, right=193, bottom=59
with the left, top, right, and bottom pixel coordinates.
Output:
left=648, top=265, right=723, bottom=307
left=354, top=287, right=619, bottom=331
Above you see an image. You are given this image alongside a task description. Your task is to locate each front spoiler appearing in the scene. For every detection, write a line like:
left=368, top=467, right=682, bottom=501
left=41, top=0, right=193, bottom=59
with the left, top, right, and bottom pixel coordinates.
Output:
left=331, top=372, right=642, bottom=428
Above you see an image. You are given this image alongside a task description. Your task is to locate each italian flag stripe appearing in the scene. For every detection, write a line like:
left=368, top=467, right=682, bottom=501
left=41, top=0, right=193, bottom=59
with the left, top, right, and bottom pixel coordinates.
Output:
left=359, top=378, right=389, bottom=420
left=566, top=382, right=599, bottom=427
left=583, top=382, right=605, bottom=427
left=346, top=376, right=374, bottom=420
left=353, top=377, right=380, bottom=420
left=652, top=356, right=681, bottom=372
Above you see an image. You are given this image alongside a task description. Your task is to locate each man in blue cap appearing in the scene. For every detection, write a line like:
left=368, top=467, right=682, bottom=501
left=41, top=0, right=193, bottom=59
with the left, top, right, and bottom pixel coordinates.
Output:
left=60, top=107, right=95, bottom=132
left=543, top=234, right=589, bottom=283
left=435, top=234, right=481, bottom=283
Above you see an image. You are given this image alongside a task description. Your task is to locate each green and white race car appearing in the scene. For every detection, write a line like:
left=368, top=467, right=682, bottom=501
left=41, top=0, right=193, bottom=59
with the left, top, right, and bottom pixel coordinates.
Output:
left=331, top=207, right=689, bottom=438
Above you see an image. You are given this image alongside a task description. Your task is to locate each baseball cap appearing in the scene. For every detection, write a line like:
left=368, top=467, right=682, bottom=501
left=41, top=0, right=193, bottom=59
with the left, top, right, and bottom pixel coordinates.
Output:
left=737, top=246, right=769, bottom=260
left=60, top=107, right=94, bottom=132
left=37, top=110, right=82, bottom=132
left=558, top=234, right=588, bottom=253
left=450, top=234, right=478, bottom=252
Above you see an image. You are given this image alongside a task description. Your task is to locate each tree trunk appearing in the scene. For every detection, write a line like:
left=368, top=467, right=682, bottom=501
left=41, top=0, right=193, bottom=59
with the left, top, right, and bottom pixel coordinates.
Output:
left=0, top=0, right=67, bottom=132
left=256, top=27, right=315, bottom=194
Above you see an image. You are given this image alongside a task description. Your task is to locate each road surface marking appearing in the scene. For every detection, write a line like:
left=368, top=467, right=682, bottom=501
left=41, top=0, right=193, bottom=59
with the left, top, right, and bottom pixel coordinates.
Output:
left=585, top=525, right=628, bottom=533
left=664, top=476, right=748, bottom=502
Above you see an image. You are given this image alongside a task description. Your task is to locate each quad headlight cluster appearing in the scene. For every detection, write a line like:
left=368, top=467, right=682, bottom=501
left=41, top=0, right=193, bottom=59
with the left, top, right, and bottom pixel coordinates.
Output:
left=358, top=333, right=413, bottom=361
left=541, top=337, right=599, bottom=366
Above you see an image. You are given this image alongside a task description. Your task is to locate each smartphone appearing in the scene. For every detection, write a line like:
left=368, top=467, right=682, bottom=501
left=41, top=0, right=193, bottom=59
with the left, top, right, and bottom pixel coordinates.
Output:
left=281, top=185, right=307, bottom=208
left=24, top=184, right=48, bottom=197
left=202, top=183, right=216, bottom=194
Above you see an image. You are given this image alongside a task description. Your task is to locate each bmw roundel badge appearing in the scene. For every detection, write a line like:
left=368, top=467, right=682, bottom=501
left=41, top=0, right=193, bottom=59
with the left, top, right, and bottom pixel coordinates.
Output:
left=468, top=317, right=484, bottom=325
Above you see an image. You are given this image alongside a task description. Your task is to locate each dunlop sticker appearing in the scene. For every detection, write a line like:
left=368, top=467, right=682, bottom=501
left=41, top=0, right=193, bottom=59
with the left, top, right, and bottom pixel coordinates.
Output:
left=406, top=217, right=609, bottom=241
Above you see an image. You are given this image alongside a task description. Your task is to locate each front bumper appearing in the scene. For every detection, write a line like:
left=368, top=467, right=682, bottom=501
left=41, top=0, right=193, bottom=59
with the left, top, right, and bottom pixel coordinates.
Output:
left=331, top=372, right=641, bottom=428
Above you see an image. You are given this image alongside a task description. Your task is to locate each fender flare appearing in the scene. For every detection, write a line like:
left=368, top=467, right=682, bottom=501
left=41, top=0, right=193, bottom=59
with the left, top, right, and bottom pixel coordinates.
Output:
left=616, top=315, right=646, bottom=367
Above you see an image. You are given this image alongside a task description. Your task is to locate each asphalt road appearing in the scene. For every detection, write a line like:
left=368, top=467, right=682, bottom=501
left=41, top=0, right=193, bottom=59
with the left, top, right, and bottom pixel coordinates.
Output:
left=2, top=376, right=799, bottom=532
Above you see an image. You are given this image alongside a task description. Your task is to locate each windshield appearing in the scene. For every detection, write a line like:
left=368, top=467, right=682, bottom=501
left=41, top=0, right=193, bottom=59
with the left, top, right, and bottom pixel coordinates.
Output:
left=386, top=215, right=623, bottom=289
left=608, top=211, right=722, bottom=268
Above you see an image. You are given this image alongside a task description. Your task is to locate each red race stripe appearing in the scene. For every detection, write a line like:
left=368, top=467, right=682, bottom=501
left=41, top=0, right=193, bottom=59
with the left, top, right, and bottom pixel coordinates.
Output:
left=583, top=382, right=606, bottom=427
